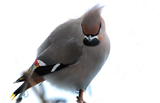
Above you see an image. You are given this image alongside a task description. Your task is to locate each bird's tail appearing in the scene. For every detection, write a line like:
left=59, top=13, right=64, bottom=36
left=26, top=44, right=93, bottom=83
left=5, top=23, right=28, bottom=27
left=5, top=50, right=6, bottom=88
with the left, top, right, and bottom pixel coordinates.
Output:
left=10, top=76, right=45, bottom=101
left=10, top=59, right=45, bottom=101
left=10, top=82, right=27, bottom=101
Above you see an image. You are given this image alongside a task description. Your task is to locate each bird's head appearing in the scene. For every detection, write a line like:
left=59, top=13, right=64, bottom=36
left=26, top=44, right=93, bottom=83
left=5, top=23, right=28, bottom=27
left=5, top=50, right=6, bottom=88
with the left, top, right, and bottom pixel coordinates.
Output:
left=81, top=5, right=103, bottom=46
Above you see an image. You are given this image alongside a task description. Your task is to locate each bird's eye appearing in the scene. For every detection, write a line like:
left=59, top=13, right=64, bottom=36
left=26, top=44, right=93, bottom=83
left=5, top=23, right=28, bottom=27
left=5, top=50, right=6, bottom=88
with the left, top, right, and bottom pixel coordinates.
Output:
left=95, top=23, right=101, bottom=36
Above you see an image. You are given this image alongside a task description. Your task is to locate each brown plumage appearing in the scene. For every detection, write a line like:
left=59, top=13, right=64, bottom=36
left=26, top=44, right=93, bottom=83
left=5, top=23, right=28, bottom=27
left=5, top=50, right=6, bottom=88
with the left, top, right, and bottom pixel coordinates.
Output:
left=82, top=5, right=103, bottom=35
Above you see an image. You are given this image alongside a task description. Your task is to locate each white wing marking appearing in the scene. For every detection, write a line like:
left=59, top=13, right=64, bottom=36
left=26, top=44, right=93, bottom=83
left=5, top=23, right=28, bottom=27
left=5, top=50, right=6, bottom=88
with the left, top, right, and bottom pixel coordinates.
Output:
left=51, top=63, right=61, bottom=72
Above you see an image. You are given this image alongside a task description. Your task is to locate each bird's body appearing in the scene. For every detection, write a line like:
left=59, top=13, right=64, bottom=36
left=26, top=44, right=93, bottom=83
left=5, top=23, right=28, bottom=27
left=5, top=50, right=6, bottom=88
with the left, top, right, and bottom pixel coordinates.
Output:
left=11, top=5, right=110, bottom=102
left=38, top=17, right=110, bottom=92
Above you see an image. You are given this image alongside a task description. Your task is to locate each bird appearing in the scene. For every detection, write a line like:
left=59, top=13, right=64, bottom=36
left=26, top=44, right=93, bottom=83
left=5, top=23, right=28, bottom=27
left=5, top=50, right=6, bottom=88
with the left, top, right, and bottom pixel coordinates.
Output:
left=10, top=5, right=110, bottom=103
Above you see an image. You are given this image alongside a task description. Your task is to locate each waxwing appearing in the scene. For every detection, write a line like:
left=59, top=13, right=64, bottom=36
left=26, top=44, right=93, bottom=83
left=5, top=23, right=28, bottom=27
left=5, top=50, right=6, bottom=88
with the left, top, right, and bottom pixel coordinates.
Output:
left=10, top=5, right=110, bottom=103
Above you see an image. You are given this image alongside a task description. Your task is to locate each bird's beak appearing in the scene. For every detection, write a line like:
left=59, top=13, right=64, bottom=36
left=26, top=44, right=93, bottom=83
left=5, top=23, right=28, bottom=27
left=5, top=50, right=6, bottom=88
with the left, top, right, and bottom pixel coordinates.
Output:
left=85, top=35, right=98, bottom=42
left=86, top=35, right=93, bottom=42
left=88, top=35, right=92, bottom=42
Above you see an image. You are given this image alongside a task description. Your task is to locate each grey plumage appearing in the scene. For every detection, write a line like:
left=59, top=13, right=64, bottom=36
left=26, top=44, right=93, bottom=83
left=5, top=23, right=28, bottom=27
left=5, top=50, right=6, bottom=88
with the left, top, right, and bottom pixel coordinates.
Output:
left=11, top=5, right=110, bottom=101
left=37, top=5, right=110, bottom=92
left=37, top=18, right=83, bottom=65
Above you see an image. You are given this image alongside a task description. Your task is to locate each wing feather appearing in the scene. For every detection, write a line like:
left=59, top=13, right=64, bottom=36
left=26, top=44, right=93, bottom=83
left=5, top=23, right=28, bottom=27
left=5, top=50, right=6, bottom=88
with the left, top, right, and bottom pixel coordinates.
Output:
left=37, top=19, right=83, bottom=65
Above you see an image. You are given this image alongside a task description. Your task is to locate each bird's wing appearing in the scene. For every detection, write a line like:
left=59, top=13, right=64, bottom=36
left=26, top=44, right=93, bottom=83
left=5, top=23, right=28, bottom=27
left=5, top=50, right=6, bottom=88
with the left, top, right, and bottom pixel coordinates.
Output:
left=15, top=19, right=83, bottom=83
left=37, top=19, right=83, bottom=65
left=11, top=20, right=84, bottom=100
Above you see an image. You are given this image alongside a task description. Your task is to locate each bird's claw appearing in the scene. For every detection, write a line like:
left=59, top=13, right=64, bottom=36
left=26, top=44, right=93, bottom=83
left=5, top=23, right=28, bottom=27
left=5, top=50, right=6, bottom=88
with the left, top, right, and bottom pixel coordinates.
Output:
left=76, top=96, right=86, bottom=103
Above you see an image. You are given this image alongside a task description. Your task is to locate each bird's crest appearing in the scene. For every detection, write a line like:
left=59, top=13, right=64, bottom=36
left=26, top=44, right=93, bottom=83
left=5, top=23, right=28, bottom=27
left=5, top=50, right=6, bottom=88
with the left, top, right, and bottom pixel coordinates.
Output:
left=82, top=5, right=104, bottom=35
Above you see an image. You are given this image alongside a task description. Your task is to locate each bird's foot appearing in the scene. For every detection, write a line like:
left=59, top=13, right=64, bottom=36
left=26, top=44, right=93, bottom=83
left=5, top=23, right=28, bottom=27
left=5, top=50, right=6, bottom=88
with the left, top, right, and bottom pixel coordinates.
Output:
left=76, top=96, right=86, bottom=103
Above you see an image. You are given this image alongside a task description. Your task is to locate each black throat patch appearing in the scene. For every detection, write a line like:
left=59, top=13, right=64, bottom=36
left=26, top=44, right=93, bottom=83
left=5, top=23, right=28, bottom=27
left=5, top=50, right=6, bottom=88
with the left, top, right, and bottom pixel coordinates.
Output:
left=83, top=37, right=100, bottom=46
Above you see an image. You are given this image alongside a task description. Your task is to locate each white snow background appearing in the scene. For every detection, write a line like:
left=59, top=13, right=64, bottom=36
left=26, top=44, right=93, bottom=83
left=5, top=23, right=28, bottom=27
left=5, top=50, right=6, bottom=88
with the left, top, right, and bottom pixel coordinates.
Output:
left=0, top=0, right=160, bottom=103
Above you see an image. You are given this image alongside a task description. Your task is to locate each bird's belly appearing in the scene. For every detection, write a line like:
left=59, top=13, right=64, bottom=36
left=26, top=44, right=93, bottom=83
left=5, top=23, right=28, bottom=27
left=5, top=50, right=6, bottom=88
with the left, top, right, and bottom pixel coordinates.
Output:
left=44, top=50, right=106, bottom=92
